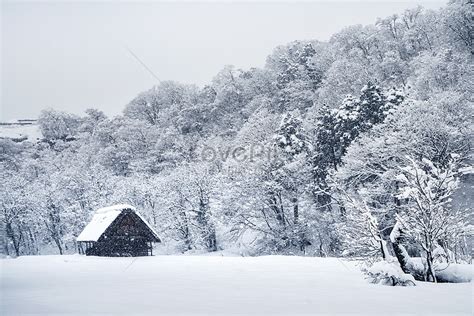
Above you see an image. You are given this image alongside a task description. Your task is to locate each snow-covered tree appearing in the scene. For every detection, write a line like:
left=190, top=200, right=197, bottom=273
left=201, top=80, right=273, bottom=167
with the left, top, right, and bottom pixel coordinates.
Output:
left=395, top=156, right=471, bottom=282
left=266, top=41, right=323, bottom=111
left=38, top=109, right=81, bottom=141
left=311, top=83, right=404, bottom=209
left=124, top=81, right=199, bottom=126
left=334, top=89, right=472, bottom=260
left=338, top=192, right=392, bottom=259
left=2, top=0, right=472, bottom=261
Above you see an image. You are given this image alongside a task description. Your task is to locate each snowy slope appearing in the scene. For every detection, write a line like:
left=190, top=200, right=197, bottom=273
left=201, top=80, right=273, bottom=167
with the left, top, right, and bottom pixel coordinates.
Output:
left=1, top=255, right=472, bottom=315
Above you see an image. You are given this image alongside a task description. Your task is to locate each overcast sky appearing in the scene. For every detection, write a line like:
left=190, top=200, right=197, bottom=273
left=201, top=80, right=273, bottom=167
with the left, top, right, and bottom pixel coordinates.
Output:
left=1, top=1, right=446, bottom=121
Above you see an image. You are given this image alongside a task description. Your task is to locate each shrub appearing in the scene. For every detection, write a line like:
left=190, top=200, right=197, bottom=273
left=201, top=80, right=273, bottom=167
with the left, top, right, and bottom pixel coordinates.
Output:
left=366, top=259, right=416, bottom=286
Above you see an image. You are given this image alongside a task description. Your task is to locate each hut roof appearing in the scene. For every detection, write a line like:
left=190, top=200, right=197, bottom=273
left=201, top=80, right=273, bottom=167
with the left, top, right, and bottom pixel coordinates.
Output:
left=77, top=204, right=160, bottom=242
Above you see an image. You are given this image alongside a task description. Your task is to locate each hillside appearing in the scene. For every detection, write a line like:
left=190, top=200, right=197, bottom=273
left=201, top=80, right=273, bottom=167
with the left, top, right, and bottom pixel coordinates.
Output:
left=1, top=0, right=472, bottom=290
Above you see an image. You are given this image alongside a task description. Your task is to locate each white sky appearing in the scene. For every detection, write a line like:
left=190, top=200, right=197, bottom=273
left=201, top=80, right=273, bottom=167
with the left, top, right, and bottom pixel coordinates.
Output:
left=1, top=1, right=446, bottom=121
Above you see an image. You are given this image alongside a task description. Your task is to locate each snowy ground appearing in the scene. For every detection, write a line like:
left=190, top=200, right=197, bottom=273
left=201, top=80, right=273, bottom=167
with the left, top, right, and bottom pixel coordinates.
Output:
left=1, top=255, right=472, bottom=315
left=0, top=122, right=41, bottom=141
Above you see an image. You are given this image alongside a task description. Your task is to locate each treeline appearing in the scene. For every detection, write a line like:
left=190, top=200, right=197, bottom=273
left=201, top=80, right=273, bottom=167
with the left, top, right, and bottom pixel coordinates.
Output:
left=1, top=0, right=472, bottom=280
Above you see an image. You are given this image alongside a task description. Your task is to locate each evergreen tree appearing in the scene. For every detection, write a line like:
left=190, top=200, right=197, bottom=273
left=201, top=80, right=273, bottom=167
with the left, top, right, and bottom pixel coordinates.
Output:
left=311, top=83, right=404, bottom=210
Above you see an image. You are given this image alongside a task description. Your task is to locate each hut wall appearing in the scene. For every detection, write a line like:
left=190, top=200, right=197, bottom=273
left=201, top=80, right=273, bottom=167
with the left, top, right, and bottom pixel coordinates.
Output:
left=83, top=211, right=157, bottom=257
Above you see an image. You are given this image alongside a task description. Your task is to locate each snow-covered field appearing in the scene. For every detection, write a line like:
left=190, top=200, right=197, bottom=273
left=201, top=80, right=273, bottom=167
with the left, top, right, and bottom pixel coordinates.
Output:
left=0, top=123, right=41, bottom=141
left=1, top=255, right=472, bottom=315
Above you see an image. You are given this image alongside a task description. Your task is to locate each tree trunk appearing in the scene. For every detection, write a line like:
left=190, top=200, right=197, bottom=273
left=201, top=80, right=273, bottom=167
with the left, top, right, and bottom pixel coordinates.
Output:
left=53, top=237, right=64, bottom=255
left=180, top=212, right=192, bottom=251
left=3, top=237, right=9, bottom=256
left=270, top=194, right=286, bottom=228
left=392, top=239, right=410, bottom=274
left=318, top=232, right=325, bottom=257
left=27, top=227, right=38, bottom=255
left=47, top=205, right=63, bottom=255
left=426, top=251, right=437, bottom=283
left=6, top=222, right=20, bottom=257
left=380, top=239, right=390, bottom=260
left=198, top=196, right=217, bottom=252
left=293, top=197, right=299, bottom=224
left=380, top=240, right=386, bottom=260
left=207, top=230, right=217, bottom=252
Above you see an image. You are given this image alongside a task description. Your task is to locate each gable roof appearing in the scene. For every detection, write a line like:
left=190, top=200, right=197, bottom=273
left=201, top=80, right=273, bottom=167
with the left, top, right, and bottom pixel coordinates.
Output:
left=76, top=204, right=161, bottom=242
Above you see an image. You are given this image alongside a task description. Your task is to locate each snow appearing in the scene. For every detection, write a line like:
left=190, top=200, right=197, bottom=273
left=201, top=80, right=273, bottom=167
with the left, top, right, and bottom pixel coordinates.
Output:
left=0, top=123, right=42, bottom=141
left=76, top=204, right=160, bottom=242
left=97, top=203, right=137, bottom=214
left=389, top=220, right=402, bottom=243
left=459, top=166, right=474, bottom=175
left=436, top=263, right=474, bottom=283
left=1, top=255, right=472, bottom=315
left=409, top=257, right=473, bottom=283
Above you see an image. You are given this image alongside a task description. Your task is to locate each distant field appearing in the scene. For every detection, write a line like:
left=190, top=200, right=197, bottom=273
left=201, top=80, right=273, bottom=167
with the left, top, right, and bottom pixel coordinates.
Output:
left=0, top=122, right=41, bottom=141
left=1, top=255, right=472, bottom=315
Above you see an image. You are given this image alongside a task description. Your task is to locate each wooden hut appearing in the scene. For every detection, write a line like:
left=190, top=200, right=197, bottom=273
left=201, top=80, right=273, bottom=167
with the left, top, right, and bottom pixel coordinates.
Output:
left=77, top=204, right=161, bottom=257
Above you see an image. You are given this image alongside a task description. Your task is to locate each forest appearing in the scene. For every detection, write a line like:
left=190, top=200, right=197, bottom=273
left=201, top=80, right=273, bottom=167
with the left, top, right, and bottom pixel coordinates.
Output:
left=1, top=0, right=472, bottom=284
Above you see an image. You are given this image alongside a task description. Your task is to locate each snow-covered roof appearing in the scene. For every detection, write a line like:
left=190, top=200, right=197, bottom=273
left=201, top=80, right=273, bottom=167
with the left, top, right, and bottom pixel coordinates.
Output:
left=76, top=204, right=160, bottom=242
